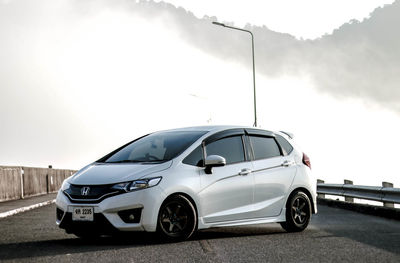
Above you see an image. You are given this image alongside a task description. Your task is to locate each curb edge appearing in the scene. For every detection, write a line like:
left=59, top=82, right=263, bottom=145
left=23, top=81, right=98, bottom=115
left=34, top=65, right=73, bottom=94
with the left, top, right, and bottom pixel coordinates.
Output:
left=0, top=199, right=56, bottom=219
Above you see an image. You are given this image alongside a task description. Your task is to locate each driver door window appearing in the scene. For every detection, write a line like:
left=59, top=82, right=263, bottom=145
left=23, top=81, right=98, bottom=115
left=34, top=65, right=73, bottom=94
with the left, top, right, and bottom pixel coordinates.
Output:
left=205, top=136, right=245, bottom=164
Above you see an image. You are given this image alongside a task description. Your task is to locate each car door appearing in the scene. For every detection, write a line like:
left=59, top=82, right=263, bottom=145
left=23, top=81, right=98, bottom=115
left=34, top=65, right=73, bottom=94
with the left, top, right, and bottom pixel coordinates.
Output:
left=198, top=131, right=254, bottom=223
left=247, top=132, right=297, bottom=218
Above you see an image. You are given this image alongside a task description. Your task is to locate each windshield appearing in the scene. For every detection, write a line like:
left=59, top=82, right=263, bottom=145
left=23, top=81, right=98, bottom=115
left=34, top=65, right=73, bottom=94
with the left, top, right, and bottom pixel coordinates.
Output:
left=101, top=131, right=206, bottom=163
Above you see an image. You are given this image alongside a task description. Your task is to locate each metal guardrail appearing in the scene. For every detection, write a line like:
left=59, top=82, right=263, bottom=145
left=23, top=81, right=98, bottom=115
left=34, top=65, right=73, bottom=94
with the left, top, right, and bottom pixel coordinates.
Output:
left=317, top=180, right=400, bottom=208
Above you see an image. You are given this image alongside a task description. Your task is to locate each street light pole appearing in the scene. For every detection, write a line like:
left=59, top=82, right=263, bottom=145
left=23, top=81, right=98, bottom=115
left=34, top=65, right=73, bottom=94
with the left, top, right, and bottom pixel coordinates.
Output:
left=212, top=21, right=257, bottom=127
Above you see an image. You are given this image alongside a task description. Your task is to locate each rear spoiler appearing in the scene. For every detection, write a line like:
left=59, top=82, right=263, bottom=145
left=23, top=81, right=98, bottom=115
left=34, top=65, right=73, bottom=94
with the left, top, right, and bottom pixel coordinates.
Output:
left=279, top=131, right=294, bottom=139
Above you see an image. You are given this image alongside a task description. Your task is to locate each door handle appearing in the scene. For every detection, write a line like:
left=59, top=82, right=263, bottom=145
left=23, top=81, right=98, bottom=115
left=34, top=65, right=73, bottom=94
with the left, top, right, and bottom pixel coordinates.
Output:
left=282, top=160, right=293, bottom=167
left=239, top=168, right=252, bottom=176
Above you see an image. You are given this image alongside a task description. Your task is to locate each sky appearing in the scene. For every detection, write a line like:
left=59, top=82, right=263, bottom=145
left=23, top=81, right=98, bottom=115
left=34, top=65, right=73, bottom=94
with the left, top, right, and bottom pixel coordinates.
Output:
left=0, top=0, right=399, bottom=187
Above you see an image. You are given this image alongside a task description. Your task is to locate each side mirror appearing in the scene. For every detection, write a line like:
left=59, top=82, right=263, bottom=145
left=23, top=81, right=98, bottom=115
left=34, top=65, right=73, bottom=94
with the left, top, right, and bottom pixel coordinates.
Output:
left=204, top=155, right=226, bottom=174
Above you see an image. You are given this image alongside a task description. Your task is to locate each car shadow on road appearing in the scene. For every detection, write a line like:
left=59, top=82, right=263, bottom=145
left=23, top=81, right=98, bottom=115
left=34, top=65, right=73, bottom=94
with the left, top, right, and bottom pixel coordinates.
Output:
left=194, top=225, right=286, bottom=240
left=0, top=225, right=287, bottom=261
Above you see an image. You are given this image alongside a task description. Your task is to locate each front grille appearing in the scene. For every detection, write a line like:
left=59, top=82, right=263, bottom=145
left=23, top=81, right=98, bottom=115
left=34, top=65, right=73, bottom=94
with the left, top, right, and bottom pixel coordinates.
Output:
left=63, top=184, right=123, bottom=203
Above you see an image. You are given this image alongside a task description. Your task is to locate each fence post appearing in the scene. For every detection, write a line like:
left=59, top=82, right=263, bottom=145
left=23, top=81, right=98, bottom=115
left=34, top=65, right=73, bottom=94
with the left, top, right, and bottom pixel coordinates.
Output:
left=20, top=167, right=24, bottom=199
left=344, top=179, right=354, bottom=203
left=382, top=181, right=394, bottom=208
left=48, top=165, right=52, bottom=194
left=46, top=174, right=49, bottom=194
left=317, top=179, right=325, bottom=198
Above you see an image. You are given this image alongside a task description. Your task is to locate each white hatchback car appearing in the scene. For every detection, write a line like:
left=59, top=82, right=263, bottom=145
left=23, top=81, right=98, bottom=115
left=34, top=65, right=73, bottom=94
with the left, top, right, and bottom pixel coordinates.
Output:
left=56, top=126, right=316, bottom=240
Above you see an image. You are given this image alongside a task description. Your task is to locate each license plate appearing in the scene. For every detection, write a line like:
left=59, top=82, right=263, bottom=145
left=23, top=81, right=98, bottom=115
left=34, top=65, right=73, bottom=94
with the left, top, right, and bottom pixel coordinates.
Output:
left=72, top=207, right=94, bottom=221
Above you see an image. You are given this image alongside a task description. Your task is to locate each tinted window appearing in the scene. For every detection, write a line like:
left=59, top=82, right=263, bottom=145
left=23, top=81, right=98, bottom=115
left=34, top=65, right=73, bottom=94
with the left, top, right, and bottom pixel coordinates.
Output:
left=276, top=135, right=293, bottom=155
left=103, top=131, right=206, bottom=163
left=250, top=136, right=281, bottom=160
left=183, top=146, right=203, bottom=167
left=206, top=136, right=245, bottom=164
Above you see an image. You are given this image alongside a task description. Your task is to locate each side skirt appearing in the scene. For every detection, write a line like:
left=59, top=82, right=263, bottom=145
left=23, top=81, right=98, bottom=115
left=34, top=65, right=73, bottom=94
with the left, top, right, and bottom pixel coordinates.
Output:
left=197, top=208, right=287, bottom=229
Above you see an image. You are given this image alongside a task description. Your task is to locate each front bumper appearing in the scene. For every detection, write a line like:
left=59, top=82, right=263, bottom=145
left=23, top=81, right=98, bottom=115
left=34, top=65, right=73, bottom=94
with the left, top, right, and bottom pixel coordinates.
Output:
left=56, top=186, right=166, bottom=233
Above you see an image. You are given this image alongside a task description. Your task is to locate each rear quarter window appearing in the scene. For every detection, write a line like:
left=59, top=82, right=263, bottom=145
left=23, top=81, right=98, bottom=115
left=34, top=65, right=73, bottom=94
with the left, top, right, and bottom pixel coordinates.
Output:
left=275, top=135, right=294, bottom=155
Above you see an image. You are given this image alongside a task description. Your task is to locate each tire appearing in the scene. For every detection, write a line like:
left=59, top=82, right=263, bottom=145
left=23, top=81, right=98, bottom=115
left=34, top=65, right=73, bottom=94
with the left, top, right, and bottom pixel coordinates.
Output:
left=157, top=195, right=197, bottom=241
left=280, top=191, right=311, bottom=232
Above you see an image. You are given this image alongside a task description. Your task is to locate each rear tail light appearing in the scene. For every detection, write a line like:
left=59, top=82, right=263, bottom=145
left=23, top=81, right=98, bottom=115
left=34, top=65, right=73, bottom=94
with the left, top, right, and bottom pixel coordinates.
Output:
left=302, top=153, right=311, bottom=169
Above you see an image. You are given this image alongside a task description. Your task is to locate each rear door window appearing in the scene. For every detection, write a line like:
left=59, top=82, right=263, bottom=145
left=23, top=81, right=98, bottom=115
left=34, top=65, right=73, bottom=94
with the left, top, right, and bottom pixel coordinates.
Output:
left=249, top=136, right=281, bottom=160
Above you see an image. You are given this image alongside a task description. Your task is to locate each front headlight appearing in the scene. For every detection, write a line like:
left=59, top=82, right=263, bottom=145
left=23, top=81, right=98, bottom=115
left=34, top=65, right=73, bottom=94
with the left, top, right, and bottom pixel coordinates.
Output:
left=111, top=177, right=162, bottom=192
left=60, top=180, right=70, bottom=191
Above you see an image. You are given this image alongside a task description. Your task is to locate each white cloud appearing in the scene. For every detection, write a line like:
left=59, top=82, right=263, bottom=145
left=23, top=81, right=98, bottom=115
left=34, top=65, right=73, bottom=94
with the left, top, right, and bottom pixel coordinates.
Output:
left=0, top=0, right=256, bottom=168
left=152, top=0, right=400, bottom=113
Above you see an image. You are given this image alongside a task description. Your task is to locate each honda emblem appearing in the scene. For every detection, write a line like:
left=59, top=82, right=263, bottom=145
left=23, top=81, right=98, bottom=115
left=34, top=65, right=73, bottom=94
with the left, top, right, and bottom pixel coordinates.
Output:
left=81, top=187, right=90, bottom=196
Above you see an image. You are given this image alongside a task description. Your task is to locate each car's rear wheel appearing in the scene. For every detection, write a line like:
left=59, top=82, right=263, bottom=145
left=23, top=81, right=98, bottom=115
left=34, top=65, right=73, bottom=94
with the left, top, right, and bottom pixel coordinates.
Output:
left=280, top=191, right=311, bottom=232
left=157, top=195, right=197, bottom=241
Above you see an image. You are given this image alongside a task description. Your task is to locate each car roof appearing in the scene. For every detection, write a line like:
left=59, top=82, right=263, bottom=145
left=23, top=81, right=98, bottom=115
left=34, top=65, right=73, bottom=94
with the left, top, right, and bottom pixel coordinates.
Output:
left=156, top=125, right=241, bottom=133
left=157, top=126, right=295, bottom=144
left=155, top=125, right=277, bottom=135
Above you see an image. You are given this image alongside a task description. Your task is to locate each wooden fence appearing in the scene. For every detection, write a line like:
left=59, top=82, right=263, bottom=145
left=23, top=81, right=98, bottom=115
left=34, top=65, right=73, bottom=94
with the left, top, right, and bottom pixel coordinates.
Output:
left=0, top=166, right=76, bottom=202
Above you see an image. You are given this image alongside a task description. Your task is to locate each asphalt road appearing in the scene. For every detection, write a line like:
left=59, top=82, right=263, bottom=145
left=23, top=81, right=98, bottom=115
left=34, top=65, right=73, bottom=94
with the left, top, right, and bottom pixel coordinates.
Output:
left=0, top=204, right=399, bottom=263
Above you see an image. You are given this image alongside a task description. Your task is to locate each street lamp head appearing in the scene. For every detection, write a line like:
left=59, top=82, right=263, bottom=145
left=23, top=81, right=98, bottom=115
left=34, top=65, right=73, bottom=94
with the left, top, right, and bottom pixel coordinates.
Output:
left=212, top=21, right=225, bottom=27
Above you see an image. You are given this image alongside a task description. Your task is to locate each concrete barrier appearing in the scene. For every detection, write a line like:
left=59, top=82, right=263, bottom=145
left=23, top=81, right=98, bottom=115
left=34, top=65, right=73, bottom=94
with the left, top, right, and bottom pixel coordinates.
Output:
left=0, top=166, right=76, bottom=202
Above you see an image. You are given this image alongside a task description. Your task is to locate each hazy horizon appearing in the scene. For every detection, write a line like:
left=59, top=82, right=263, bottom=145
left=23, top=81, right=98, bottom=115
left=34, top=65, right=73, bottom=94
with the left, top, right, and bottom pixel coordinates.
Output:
left=1, top=0, right=399, bottom=187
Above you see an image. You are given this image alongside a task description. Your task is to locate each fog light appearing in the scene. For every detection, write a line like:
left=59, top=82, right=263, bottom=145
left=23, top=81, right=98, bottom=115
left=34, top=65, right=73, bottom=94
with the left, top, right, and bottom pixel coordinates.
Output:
left=118, top=208, right=142, bottom=223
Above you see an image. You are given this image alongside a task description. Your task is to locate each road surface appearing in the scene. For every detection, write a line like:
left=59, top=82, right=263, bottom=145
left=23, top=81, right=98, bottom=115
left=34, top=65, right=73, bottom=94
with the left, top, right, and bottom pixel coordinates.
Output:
left=0, top=204, right=399, bottom=262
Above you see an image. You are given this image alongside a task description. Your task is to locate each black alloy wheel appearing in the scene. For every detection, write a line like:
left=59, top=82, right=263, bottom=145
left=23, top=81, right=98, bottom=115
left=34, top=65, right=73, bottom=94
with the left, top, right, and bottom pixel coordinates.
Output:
left=157, top=195, right=196, bottom=241
left=280, top=191, right=311, bottom=232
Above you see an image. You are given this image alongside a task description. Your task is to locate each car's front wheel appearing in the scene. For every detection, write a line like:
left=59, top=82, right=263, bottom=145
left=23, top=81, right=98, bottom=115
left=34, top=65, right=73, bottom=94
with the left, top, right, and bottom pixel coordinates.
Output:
left=280, top=191, right=311, bottom=232
left=157, top=195, right=197, bottom=241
